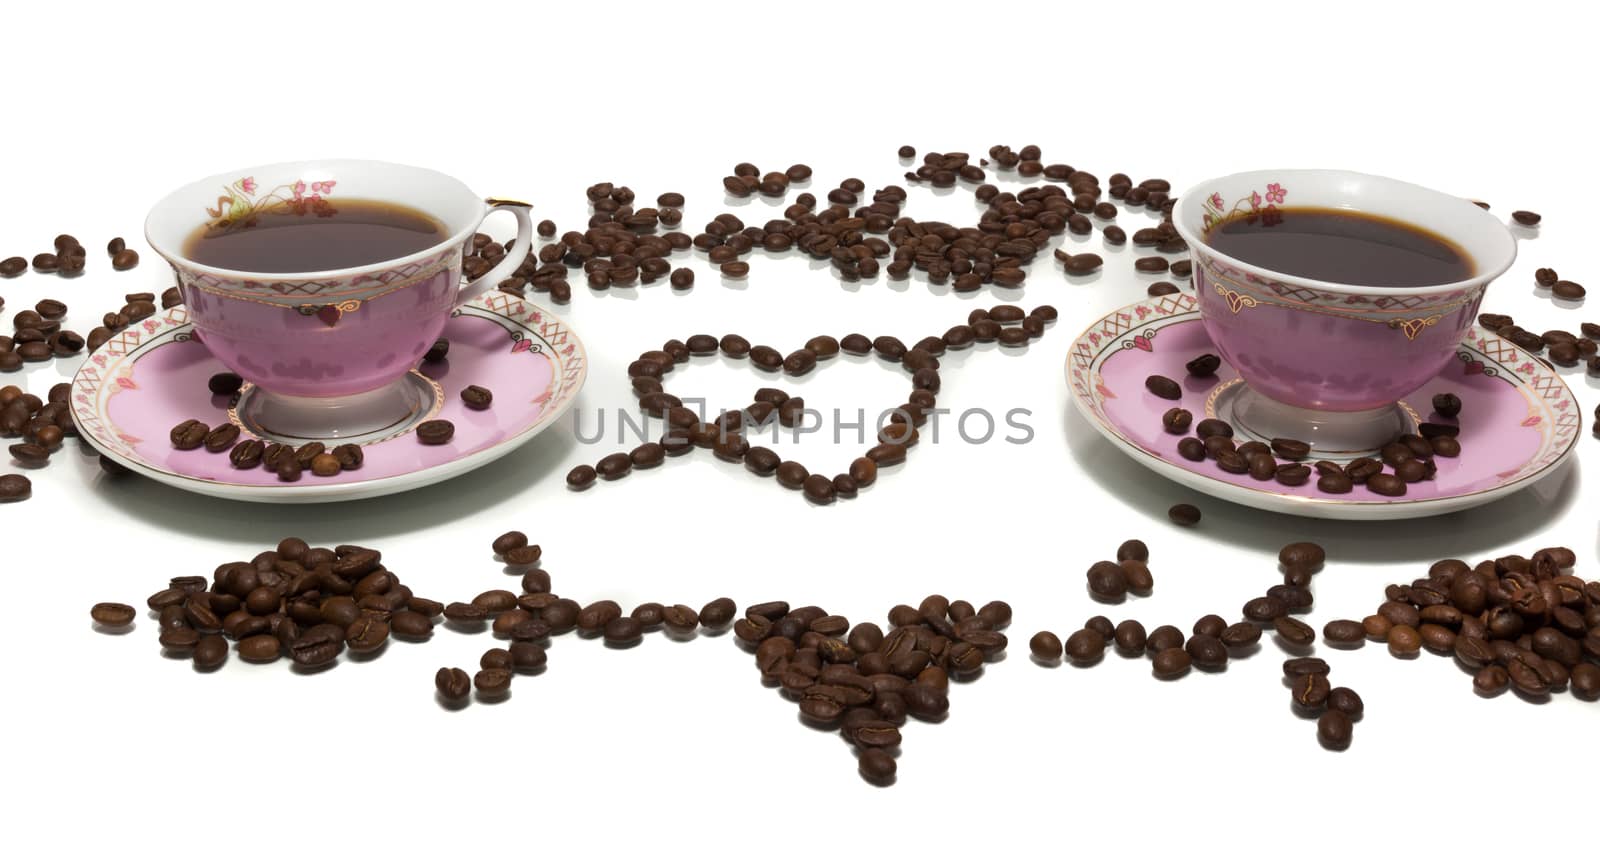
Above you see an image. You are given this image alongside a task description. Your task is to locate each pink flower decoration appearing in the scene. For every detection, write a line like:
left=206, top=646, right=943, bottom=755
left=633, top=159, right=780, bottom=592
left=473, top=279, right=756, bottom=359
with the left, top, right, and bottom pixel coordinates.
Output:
left=1209, top=192, right=1223, bottom=210
left=312, top=180, right=336, bottom=194
left=1249, top=191, right=1262, bottom=210
left=1265, top=183, right=1286, bottom=204
left=239, top=177, right=256, bottom=195
left=292, top=180, right=306, bottom=198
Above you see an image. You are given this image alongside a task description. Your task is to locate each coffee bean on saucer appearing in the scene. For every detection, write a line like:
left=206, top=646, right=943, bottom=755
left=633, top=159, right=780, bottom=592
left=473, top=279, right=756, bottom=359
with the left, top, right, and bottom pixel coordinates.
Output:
left=228, top=440, right=264, bottom=470
left=202, top=423, right=240, bottom=453
left=169, top=419, right=209, bottom=450
left=1553, top=280, right=1586, bottom=301
left=208, top=372, right=243, bottom=394
left=416, top=420, right=454, bottom=445
left=423, top=339, right=449, bottom=363
left=1431, top=392, right=1462, bottom=418
left=1162, top=408, right=1192, bottom=434
left=332, top=443, right=363, bottom=470
left=276, top=460, right=302, bottom=482
left=1176, top=437, right=1206, bottom=461
left=1195, top=418, right=1232, bottom=438
left=1270, top=438, right=1310, bottom=461
left=1145, top=375, right=1181, bottom=400
left=310, top=454, right=341, bottom=476
left=1511, top=210, right=1541, bottom=226
left=1168, top=503, right=1201, bottom=526
left=461, top=385, right=493, bottom=410
left=1185, top=354, right=1220, bottom=378
left=1366, top=473, right=1407, bottom=496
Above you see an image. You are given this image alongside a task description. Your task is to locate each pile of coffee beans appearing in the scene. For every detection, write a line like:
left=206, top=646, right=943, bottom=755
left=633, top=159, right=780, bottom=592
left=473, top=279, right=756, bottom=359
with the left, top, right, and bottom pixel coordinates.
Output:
left=1158, top=362, right=1462, bottom=497
left=471, top=146, right=1185, bottom=300
left=1, top=381, right=81, bottom=502
left=1085, top=542, right=1155, bottom=602
left=4, top=233, right=137, bottom=278
left=105, top=539, right=444, bottom=671
left=721, top=162, right=811, bottom=199
left=2, top=299, right=86, bottom=371
left=1282, top=657, right=1362, bottom=750
left=1321, top=547, right=1600, bottom=702
left=566, top=304, right=1058, bottom=502
left=736, top=594, right=1012, bottom=786
left=488, top=182, right=699, bottom=304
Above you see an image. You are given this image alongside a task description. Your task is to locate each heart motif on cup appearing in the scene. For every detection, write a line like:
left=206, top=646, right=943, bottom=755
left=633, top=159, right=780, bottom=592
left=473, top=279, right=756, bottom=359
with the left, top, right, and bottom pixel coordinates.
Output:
left=567, top=304, right=1058, bottom=504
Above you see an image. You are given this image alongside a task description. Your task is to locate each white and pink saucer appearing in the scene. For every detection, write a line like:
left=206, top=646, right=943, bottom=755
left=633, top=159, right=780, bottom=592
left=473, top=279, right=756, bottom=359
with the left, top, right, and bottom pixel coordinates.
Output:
left=69, top=292, right=587, bottom=503
left=1067, top=293, right=1581, bottom=520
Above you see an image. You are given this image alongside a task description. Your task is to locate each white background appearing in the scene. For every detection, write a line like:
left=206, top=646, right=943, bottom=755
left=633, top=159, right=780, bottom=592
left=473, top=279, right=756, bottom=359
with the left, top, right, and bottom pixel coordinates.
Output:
left=2, top=1, right=1595, bottom=838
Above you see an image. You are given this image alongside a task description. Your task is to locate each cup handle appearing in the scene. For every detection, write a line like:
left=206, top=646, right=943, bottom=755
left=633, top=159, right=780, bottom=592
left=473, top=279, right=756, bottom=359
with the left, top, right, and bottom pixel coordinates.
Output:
left=455, top=197, right=534, bottom=308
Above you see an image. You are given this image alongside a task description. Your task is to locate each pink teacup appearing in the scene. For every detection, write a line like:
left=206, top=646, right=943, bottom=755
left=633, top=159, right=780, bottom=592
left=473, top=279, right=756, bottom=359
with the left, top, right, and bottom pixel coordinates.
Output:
left=1171, top=169, right=1517, bottom=455
left=145, top=159, right=532, bottom=443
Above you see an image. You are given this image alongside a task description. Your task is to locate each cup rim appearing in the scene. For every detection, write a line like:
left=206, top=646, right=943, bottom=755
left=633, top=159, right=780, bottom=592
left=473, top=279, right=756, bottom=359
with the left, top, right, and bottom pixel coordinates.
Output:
left=1171, top=168, right=1517, bottom=298
left=144, top=158, right=487, bottom=282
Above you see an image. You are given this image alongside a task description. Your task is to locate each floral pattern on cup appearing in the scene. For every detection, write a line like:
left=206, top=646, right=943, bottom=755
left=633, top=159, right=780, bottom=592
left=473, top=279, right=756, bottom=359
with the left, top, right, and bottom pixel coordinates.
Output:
left=203, top=176, right=338, bottom=231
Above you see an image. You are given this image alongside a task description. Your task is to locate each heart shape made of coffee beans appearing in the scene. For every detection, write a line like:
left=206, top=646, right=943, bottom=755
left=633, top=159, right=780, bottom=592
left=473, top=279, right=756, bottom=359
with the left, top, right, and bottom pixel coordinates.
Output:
left=566, top=303, right=1059, bottom=504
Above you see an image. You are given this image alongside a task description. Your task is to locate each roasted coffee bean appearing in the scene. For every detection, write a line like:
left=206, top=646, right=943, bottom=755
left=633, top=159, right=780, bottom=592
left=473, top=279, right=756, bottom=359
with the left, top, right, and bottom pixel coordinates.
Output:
left=1243, top=596, right=1287, bottom=622
left=1186, top=634, right=1228, bottom=668
left=566, top=464, right=598, bottom=488
left=1176, top=437, right=1206, bottom=461
left=207, top=372, right=243, bottom=394
left=603, top=616, right=643, bottom=647
left=1120, top=559, right=1154, bottom=593
left=1086, top=560, right=1128, bottom=602
left=1510, top=210, right=1541, bottom=226
left=1064, top=628, right=1106, bottom=665
left=1323, top=619, right=1366, bottom=645
left=460, top=384, right=493, bottom=410
left=1144, top=375, right=1181, bottom=400
left=1316, top=709, right=1353, bottom=750
left=1152, top=647, right=1191, bottom=679
left=169, top=419, right=209, bottom=450
left=202, top=423, right=240, bottom=453
left=1146, top=625, right=1184, bottom=653
left=414, top=419, right=454, bottom=445
left=1029, top=630, right=1063, bottom=663
left=1195, top=418, right=1233, bottom=439
left=1274, top=616, right=1315, bottom=648
left=1134, top=256, right=1170, bottom=273
left=1220, top=622, right=1261, bottom=648
left=90, top=602, right=137, bottom=627
left=1185, top=354, right=1221, bottom=378
left=0, top=256, right=26, bottom=277
left=1387, top=624, right=1422, bottom=657
left=1161, top=407, right=1193, bottom=434
left=858, top=747, right=896, bottom=785
left=1113, top=620, right=1147, bottom=653
left=700, top=597, right=736, bottom=629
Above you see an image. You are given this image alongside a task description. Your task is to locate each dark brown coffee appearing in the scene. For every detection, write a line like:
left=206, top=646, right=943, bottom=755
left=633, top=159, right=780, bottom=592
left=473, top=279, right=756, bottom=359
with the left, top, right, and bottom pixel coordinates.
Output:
left=183, top=199, right=447, bottom=273
left=1207, top=207, right=1473, bottom=287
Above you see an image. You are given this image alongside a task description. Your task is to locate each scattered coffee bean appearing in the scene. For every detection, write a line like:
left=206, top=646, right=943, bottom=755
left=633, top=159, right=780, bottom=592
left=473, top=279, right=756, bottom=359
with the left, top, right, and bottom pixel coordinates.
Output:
left=1145, top=375, right=1181, bottom=400
left=1168, top=503, right=1201, bottom=526
left=416, top=420, right=454, bottom=445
